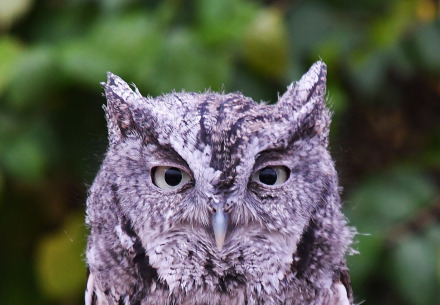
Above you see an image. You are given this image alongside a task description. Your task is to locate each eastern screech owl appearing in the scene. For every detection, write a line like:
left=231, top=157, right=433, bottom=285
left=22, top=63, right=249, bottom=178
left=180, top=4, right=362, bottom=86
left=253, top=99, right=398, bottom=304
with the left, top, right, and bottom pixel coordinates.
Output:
left=85, top=61, right=355, bottom=305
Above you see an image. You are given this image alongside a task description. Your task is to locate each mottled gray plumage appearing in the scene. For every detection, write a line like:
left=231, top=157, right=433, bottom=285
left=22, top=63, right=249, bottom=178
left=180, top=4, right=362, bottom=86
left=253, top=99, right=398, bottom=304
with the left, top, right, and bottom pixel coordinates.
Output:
left=85, top=61, right=355, bottom=305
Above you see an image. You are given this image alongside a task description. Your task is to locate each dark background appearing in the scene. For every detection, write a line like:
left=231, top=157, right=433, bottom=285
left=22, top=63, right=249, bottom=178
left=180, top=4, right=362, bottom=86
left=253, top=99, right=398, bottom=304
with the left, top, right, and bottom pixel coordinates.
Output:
left=0, top=0, right=439, bottom=304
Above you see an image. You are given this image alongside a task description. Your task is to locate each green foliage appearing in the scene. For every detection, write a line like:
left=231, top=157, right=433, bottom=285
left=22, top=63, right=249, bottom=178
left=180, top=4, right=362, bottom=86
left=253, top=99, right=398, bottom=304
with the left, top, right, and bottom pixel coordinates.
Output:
left=392, top=226, right=440, bottom=305
left=346, top=169, right=439, bottom=304
left=348, top=169, right=436, bottom=233
left=0, top=0, right=439, bottom=304
left=0, top=0, right=33, bottom=29
left=35, top=212, right=87, bottom=300
left=0, top=37, right=23, bottom=96
left=243, top=8, right=289, bottom=79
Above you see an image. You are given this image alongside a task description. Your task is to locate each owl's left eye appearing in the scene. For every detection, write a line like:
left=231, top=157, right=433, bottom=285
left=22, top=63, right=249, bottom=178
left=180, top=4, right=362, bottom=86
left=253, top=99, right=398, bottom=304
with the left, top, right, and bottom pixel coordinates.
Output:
left=251, top=166, right=289, bottom=186
left=152, top=166, right=191, bottom=190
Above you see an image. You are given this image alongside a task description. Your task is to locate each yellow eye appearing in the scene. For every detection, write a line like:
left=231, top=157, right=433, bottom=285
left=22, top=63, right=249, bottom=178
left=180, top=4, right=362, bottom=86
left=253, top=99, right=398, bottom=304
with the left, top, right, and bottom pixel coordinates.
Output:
left=252, top=166, right=289, bottom=186
left=152, top=166, right=191, bottom=190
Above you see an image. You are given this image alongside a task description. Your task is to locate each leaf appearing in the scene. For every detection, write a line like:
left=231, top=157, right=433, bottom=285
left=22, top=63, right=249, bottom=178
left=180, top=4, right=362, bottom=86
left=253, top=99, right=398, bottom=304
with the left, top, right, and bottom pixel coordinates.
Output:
left=196, top=0, right=257, bottom=46
left=147, top=29, right=231, bottom=94
left=2, top=133, right=48, bottom=182
left=242, top=8, right=289, bottom=79
left=347, top=233, right=384, bottom=295
left=286, top=2, right=335, bottom=55
left=0, top=117, right=57, bottom=183
left=369, top=0, right=416, bottom=49
left=0, top=0, right=33, bottom=29
left=327, top=82, right=348, bottom=113
left=0, top=168, right=4, bottom=200
left=413, top=23, right=440, bottom=73
left=58, top=12, right=163, bottom=87
left=346, top=169, right=438, bottom=303
left=347, top=50, right=388, bottom=98
left=35, top=212, right=87, bottom=300
left=0, top=36, right=23, bottom=97
left=346, top=168, right=437, bottom=234
left=6, top=45, right=62, bottom=109
left=416, top=0, right=438, bottom=22
left=97, top=0, right=138, bottom=12
left=391, top=225, right=440, bottom=305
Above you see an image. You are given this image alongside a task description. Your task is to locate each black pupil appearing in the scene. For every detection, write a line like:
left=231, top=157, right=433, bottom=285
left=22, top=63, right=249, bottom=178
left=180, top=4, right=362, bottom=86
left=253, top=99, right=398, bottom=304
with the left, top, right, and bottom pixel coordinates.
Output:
left=259, top=167, right=277, bottom=185
left=165, top=167, right=183, bottom=186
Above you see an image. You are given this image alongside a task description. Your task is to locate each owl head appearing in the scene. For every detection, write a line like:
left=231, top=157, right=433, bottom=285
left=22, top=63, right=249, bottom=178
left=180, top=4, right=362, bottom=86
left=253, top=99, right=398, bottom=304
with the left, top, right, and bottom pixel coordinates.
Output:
left=85, top=61, right=354, bottom=304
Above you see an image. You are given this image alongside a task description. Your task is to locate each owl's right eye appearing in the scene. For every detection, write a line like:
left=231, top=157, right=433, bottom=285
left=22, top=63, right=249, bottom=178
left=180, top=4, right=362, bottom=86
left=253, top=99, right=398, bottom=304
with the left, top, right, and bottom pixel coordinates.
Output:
left=251, top=166, right=289, bottom=186
left=152, top=166, right=191, bottom=190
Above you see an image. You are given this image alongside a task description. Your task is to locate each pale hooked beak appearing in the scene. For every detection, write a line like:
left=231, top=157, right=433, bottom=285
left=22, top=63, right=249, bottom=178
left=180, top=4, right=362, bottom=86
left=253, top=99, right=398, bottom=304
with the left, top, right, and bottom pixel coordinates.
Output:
left=212, top=208, right=228, bottom=251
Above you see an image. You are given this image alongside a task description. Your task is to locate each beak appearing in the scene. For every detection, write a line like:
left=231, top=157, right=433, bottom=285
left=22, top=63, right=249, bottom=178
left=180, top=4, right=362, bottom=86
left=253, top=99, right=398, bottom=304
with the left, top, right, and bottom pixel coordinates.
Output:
left=212, top=208, right=228, bottom=251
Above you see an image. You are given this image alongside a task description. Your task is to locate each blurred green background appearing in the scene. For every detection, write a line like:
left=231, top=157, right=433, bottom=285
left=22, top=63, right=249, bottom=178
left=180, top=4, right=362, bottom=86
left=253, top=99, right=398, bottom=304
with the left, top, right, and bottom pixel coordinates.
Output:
left=0, top=0, right=439, bottom=304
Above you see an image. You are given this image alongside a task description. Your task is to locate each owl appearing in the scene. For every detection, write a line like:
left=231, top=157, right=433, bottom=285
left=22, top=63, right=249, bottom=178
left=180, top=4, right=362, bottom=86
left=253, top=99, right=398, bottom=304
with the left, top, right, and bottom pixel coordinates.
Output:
left=85, top=61, right=355, bottom=305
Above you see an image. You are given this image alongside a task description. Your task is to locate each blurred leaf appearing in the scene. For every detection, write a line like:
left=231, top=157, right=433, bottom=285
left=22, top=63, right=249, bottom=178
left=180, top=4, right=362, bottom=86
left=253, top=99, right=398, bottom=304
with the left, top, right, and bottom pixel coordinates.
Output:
left=328, top=81, right=348, bottom=113
left=346, top=169, right=439, bottom=304
left=98, top=0, right=138, bottom=12
left=347, top=50, right=388, bottom=98
left=0, top=36, right=23, bottom=97
left=0, top=117, right=56, bottom=182
left=28, top=5, right=95, bottom=43
left=287, top=2, right=336, bottom=56
left=0, top=0, right=33, bottom=29
left=391, top=225, right=440, bottom=305
left=416, top=0, right=438, bottom=23
left=347, top=233, right=384, bottom=293
left=313, top=27, right=357, bottom=67
left=423, top=128, right=440, bottom=167
left=243, top=8, right=289, bottom=79
left=147, top=29, right=231, bottom=94
left=413, top=22, right=440, bottom=73
left=35, top=212, right=87, bottom=300
left=59, top=12, right=163, bottom=87
left=2, top=133, right=47, bottom=182
left=387, top=43, right=414, bottom=77
left=0, top=168, right=4, bottom=200
left=6, top=45, right=62, bottom=109
left=0, top=112, right=19, bottom=150
left=438, top=248, right=440, bottom=282
left=369, top=0, right=416, bottom=49
left=346, top=168, right=437, bottom=234
left=196, top=0, right=257, bottom=46
left=58, top=40, right=120, bottom=86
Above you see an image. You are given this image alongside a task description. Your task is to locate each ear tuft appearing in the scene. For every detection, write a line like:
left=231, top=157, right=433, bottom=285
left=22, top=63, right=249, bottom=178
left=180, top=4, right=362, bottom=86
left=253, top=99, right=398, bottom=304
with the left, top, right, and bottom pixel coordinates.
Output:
left=103, top=72, right=138, bottom=145
left=278, top=61, right=331, bottom=146
left=279, top=61, right=327, bottom=110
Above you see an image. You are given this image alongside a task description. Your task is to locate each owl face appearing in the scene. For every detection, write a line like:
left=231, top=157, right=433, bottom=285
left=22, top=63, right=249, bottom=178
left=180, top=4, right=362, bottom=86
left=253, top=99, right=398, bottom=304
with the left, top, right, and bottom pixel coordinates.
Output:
left=86, top=62, right=353, bottom=304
